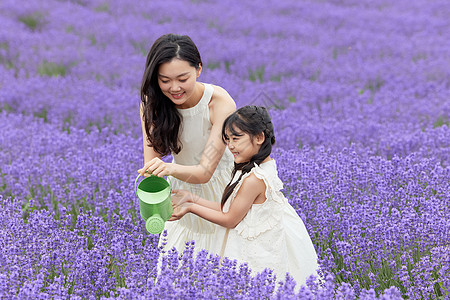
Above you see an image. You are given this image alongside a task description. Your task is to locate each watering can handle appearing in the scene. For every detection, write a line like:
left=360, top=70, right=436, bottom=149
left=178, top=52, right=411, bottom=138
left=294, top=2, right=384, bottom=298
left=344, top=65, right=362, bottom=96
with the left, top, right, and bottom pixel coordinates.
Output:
left=134, top=173, right=172, bottom=197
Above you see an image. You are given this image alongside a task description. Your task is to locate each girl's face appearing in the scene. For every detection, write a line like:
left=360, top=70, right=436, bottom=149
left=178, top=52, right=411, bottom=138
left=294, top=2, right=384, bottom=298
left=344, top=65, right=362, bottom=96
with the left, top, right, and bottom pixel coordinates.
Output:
left=157, top=58, right=202, bottom=108
left=225, top=127, right=264, bottom=164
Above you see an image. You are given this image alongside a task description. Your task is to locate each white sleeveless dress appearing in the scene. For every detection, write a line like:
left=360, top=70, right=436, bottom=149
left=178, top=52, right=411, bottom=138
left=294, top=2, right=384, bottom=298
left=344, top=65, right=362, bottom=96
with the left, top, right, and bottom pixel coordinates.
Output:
left=217, top=159, right=320, bottom=286
left=161, top=83, right=234, bottom=254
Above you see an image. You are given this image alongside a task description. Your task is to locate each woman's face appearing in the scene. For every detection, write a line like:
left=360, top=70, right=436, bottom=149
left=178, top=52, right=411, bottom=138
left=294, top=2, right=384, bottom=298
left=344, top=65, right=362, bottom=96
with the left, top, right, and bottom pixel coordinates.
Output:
left=157, top=58, right=202, bottom=108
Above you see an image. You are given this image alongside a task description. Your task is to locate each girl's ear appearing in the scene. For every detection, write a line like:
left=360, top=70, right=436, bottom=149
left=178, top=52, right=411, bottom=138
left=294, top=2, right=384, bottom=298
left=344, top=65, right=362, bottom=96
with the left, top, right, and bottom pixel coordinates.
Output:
left=255, top=132, right=265, bottom=145
left=196, top=63, right=202, bottom=78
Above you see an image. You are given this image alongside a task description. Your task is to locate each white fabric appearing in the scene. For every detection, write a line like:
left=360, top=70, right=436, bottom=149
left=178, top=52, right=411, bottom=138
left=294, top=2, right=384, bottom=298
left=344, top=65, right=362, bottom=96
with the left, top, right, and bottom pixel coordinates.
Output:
left=217, top=159, right=320, bottom=286
left=160, top=83, right=234, bottom=254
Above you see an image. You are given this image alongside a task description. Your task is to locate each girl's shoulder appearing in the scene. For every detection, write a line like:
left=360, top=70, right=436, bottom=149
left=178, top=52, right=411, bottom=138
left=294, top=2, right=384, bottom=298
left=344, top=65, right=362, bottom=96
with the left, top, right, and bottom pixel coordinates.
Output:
left=236, top=160, right=283, bottom=199
left=239, top=172, right=267, bottom=193
left=252, top=159, right=278, bottom=179
left=249, top=160, right=284, bottom=197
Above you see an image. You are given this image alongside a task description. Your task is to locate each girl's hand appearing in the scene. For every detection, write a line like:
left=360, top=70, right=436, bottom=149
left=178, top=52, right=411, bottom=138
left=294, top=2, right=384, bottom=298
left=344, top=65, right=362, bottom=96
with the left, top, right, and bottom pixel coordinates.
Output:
left=138, top=157, right=175, bottom=177
left=169, top=205, right=191, bottom=221
left=169, top=190, right=194, bottom=221
left=170, top=189, right=193, bottom=207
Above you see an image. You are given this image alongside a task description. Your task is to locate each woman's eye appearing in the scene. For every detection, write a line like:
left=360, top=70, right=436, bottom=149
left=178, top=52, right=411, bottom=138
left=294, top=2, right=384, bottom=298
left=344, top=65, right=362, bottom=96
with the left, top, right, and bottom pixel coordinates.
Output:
left=179, top=79, right=187, bottom=83
left=161, top=80, right=169, bottom=84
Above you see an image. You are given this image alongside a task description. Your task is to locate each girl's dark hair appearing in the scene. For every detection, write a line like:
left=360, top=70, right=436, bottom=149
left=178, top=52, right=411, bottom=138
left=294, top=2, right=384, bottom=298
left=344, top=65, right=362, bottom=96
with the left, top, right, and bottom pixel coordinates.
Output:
left=220, top=105, right=276, bottom=209
left=140, top=33, right=202, bottom=156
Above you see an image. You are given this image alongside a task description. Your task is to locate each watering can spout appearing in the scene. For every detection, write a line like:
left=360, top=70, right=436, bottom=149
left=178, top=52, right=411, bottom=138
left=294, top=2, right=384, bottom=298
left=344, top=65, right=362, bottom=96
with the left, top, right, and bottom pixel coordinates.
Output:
left=135, top=174, right=173, bottom=234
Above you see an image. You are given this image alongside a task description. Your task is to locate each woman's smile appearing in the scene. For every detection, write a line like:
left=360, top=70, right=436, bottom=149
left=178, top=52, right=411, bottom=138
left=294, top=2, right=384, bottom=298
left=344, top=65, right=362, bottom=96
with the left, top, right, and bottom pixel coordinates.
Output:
left=170, top=92, right=184, bottom=100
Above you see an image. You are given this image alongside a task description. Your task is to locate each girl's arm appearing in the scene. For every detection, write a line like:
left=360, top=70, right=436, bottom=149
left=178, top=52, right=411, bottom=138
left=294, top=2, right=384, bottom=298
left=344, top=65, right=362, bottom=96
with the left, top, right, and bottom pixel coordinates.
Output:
left=170, top=174, right=266, bottom=228
left=171, top=189, right=221, bottom=211
left=140, top=86, right=236, bottom=183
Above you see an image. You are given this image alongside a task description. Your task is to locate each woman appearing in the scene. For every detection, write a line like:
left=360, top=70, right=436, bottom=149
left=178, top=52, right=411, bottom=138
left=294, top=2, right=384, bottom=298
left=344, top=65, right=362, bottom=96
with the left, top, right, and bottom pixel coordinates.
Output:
left=138, top=33, right=236, bottom=254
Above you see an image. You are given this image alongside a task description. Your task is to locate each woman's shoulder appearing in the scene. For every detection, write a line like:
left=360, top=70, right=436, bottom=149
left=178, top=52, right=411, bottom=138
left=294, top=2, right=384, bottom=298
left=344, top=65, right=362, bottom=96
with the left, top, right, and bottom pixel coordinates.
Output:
left=210, top=84, right=235, bottom=107
left=208, top=83, right=232, bottom=98
left=206, top=83, right=236, bottom=124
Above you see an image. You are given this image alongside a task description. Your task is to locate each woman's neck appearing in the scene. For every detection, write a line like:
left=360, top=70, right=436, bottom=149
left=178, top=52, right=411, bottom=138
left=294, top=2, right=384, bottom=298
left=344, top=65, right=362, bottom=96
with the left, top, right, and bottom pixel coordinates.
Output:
left=179, top=82, right=205, bottom=109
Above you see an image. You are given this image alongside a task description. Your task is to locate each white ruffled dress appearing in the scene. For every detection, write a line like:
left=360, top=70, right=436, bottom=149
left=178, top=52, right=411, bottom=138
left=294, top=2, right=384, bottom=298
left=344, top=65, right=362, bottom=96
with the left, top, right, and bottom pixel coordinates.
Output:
left=161, top=83, right=234, bottom=254
left=217, top=159, right=319, bottom=286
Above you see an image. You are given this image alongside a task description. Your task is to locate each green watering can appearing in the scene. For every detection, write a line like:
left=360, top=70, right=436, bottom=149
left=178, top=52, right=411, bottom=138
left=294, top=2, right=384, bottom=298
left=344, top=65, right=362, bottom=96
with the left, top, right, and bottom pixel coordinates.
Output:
left=134, top=174, right=173, bottom=234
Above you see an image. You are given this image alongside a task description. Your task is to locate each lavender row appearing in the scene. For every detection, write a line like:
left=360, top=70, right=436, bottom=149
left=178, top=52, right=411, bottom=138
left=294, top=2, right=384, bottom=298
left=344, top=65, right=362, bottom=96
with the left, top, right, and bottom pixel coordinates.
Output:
left=1, top=0, right=447, bottom=87
left=1, top=112, right=449, bottom=297
left=275, top=147, right=450, bottom=299
left=1, top=195, right=407, bottom=299
left=1, top=69, right=449, bottom=165
left=0, top=112, right=142, bottom=220
left=1, top=0, right=449, bottom=156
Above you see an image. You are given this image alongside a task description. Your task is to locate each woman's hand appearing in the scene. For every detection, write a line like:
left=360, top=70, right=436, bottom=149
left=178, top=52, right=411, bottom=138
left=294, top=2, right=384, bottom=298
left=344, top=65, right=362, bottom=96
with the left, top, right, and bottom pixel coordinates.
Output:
left=138, top=157, right=175, bottom=177
left=169, top=189, right=194, bottom=221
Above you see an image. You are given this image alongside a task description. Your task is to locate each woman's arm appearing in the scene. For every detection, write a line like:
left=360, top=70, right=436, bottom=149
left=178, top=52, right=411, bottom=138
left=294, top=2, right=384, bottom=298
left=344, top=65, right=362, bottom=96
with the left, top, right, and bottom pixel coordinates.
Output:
left=194, top=85, right=236, bottom=181
left=170, top=174, right=266, bottom=228
left=140, top=86, right=236, bottom=183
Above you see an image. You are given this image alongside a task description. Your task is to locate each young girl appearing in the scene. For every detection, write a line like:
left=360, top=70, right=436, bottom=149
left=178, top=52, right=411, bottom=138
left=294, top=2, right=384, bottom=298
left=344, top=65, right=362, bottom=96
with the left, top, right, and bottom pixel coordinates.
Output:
left=170, top=105, right=320, bottom=286
left=138, top=33, right=236, bottom=254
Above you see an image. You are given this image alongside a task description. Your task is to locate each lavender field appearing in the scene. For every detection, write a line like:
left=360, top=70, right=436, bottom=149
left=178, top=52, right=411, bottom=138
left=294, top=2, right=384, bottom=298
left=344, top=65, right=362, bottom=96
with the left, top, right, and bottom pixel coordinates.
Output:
left=1, top=0, right=449, bottom=298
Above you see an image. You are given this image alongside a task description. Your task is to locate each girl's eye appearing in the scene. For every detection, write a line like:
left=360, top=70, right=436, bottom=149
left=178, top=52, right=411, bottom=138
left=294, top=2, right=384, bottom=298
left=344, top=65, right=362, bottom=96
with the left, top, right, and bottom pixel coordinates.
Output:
left=161, top=80, right=169, bottom=84
left=179, top=79, right=187, bottom=83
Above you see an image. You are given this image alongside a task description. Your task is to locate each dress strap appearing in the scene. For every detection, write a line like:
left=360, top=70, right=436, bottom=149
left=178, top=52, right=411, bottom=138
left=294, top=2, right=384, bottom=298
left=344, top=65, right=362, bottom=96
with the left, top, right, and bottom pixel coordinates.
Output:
left=199, top=83, right=213, bottom=106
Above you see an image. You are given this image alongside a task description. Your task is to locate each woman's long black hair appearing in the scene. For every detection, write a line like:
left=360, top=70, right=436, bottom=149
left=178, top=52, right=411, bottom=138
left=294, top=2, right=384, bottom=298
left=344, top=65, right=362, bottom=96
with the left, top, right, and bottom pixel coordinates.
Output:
left=140, top=34, right=202, bottom=156
left=220, top=105, right=276, bottom=209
